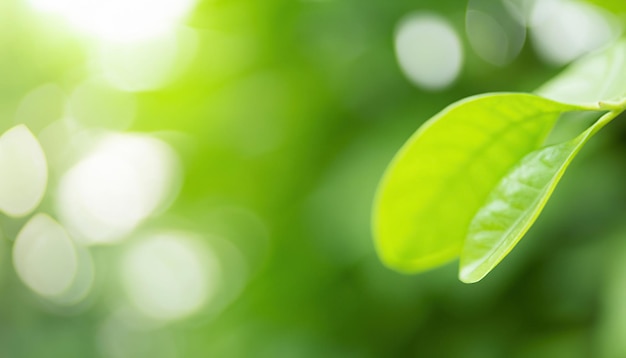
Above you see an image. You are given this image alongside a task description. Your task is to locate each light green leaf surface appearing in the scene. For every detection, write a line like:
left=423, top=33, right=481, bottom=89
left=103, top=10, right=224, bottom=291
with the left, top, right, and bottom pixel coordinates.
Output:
left=460, top=109, right=621, bottom=283
left=373, top=93, right=588, bottom=273
left=537, top=39, right=626, bottom=107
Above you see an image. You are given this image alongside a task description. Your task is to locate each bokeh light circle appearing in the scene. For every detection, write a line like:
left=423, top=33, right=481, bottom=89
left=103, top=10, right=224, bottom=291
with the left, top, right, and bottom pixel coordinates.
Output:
left=121, top=232, right=220, bottom=321
left=0, top=125, right=48, bottom=217
left=529, top=0, right=620, bottom=65
left=56, top=133, right=181, bottom=245
left=394, top=13, right=463, bottom=90
left=13, top=214, right=78, bottom=297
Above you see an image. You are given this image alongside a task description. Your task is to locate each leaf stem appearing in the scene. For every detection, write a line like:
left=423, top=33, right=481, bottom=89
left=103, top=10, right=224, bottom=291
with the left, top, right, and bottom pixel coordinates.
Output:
left=598, top=97, right=626, bottom=111
left=589, top=108, right=625, bottom=136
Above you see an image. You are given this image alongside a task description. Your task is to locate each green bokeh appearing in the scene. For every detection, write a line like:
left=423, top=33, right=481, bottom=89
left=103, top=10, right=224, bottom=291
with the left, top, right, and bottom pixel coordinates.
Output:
left=1, top=0, right=626, bottom=357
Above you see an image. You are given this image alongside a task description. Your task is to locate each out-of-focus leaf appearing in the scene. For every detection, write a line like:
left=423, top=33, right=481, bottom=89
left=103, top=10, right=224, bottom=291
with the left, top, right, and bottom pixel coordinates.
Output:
left=373, top=93, right=589, bottom=273
left=537, top=39, right=626, bottom=107
left=460, top=109, right=621, bottom=283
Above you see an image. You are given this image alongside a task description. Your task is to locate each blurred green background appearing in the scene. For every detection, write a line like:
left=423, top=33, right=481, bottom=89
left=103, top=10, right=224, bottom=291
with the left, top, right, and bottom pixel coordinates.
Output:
left=1, top=0, right=626, bottom=357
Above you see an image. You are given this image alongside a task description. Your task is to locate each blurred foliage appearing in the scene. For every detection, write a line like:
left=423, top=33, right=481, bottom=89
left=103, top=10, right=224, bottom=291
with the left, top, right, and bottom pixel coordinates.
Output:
left=587, top=0, right=626, bottom=13
left=1, top=0, right=626, bottom=357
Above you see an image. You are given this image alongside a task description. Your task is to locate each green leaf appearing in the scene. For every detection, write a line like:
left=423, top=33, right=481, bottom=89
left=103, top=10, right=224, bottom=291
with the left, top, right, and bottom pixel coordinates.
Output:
left=537, top=39, right=626, bottom=107
left=460, top=110, right=620, bottom=283
left=373, top=93, right=588, bottom=273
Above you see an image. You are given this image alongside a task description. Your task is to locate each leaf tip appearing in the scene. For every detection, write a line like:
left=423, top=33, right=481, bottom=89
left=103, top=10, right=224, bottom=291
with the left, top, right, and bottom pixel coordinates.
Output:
left=458, top=267, right=484, bottom=284
left=458, top=256, right=492, bottom=283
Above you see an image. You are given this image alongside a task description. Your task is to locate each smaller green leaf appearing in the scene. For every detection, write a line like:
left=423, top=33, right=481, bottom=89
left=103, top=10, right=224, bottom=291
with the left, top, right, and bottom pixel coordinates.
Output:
left=459, top=110, right=619, bottom=283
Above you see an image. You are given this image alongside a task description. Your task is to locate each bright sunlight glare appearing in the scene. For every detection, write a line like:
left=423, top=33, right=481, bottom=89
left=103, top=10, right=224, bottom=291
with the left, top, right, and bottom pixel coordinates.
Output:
left=121, top=232, right=219, bottom=321
left=56, top=133, right=180, bottom=245
left=394, top=13, right=463, bottom=91
left=28, top=0, right=198, bottom=43
left=13, top=214, right=78, bottom=298
left=95, top=27, right=198, bottom=92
